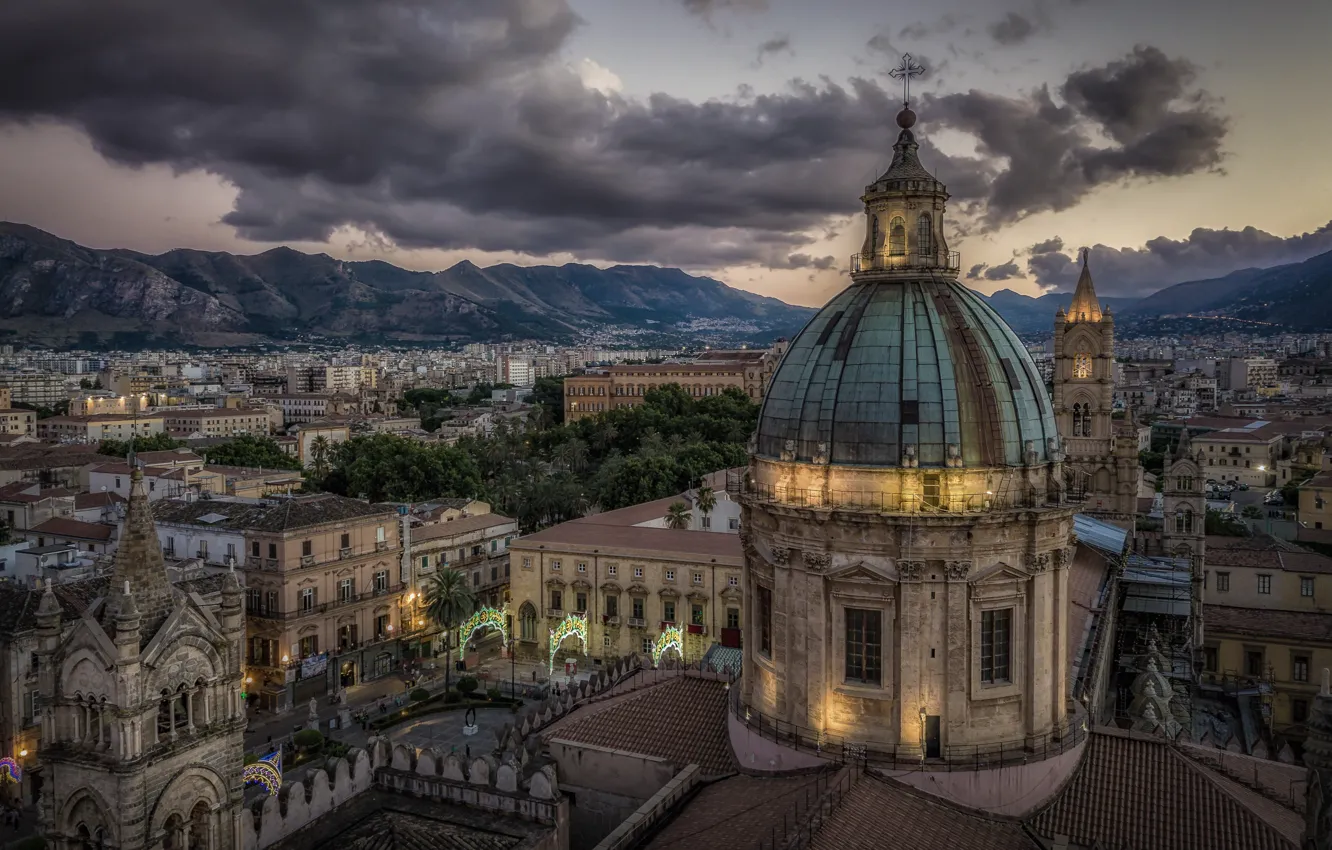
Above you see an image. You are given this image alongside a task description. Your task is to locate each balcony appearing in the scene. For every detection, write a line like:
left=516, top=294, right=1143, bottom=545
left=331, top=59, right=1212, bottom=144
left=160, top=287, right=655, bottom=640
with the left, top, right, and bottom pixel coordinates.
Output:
left=602, top=614, right=621, bottom=626
left=850, top=250, right=961, bottom=274
left=687, top=623, right=707, bottom=636
left=546, top=608, right=564, bottom=619
left=627, top=617, right=646, bottom=628
left=340, top=547, right=353, bottom=559
left=376, top=541, right=388, bottom=552
left=300, top=554, right=316, bottom=567
left=246, top=582, right=406, bottom=621
left=660, top=620, right=676, bottom=630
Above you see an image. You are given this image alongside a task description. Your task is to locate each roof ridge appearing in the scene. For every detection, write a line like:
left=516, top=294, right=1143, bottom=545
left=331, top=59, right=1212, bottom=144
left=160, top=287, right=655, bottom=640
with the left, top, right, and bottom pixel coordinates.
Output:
left=1168, top=743, right=1301, bottom=847
left=861, top=772, right=1033, bottom=826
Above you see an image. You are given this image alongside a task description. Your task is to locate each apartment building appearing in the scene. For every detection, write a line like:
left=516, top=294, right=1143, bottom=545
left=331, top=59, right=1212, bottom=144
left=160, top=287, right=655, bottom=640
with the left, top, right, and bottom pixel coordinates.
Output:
left=1201, top=535, right=1332, bottom=738
left=0, top=409, right=35, bottom=436
left=409, top=513, right=518, bottom=612
left=0, top=482, right=76, bottom=532
left=1225, top=357, right=1280, bottom=391
left=564, top=363, right=750, bottom=422
left=0, top=373, right=67, bottom=408
left=36, top=413, right=166, bottom=442
left=509, top=496, right=743, bottom=667
left=153, top=494, right=407, bottom=710
left=160, top=406, right=271, bottom=437
left=1194, top=426, right=1284, bottom=488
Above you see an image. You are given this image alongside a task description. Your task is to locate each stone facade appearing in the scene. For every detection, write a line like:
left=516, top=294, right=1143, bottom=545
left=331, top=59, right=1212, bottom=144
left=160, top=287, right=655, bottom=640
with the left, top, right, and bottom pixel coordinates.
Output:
left=38, top=469, right=247, bottom=850
left=1052, top=255, right=1140, bottom=515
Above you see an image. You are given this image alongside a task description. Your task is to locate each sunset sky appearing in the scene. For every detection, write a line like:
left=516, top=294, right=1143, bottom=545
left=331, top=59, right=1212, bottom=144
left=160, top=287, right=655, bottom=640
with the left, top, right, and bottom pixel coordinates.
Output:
left=1, top=0, right=1330, bottom=307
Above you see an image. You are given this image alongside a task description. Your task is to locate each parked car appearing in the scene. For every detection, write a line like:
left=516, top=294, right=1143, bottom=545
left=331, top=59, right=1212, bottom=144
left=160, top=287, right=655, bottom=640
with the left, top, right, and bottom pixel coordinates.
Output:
left=1238, top=483, right=1249, bottom=491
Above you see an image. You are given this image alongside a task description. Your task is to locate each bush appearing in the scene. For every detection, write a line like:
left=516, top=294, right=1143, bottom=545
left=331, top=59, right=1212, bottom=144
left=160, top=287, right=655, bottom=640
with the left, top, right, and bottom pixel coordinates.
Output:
left=293, top=729, right=324, bottom=750
left=486, top=687, right=502, bottom=701
left=457, top=676, right=479, bottom=696
left=410, top=687, right=431, bottom=703
left=444, top=691, right=462, bottom=704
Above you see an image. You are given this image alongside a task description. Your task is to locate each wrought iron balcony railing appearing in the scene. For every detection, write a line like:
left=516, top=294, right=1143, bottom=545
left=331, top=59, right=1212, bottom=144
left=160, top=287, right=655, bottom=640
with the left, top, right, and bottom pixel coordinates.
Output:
left=850, top=250, right=961, bottom=274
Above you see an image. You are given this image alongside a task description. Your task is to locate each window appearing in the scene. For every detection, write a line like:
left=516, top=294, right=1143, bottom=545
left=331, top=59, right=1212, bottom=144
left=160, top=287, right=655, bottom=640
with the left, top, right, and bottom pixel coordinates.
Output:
left=1245, top=649, right=1265, bottom=677
left=1217, top=572, right=1230, bottom=592
left=371, top=570, right=388, bottom=592
left=916, top=212, right=933, bottom=254
left=603, top=635, right=611, bottom=647
left=1175, top=509, right=1193, bottom=535
left=888, top=216, right=906, bottom=256
left=758, top=585, right=773, bottom=656
left=376, top=526, right=385, bottom=543
left=575, top=592, right=587, bottom=613
left=226, top=542, right=236, bottom=563
left=269, top=542, right=278, bottom=558
left=844, top=608, right=882, bottom=685
left=728, top=575, right=739, bottom=587
left=302, top=539, right=312, bottom=557
left=491, top=540, right=497, bottom=552
left=1294, top=699, right=1310, bottom=725
left=299, top=635, right=318, bottom=658
left=726, top=608, right=740, bottom=629
left=1301, top=577, right=1314, bottom=598
left=251, top=541, right=260, bottom=557
left=522, top=557, right=532, bottom=570
left=691, top=604, right=704, bottom=625
left=1073, top=352, right=1092, bottom=380
left=870, top=214, right=880, bottom=251
left=605, top=596, right=618, bottom=617
left=664, top=569, right=675, bottom=581
left=420, top=555, right=429, bottom=571
left=632, top=597, right=645, bottom=619
left=299, top=588, right=315, bottom=611
left=728, top=517, right=739, bottom=530
left=550, top=590, right=563, bottom=611
left=375, top=614, right=390, bottom=640
left=663, top=600, right=676, bottom=622
left=692, top=571, right=703, bottom=584
left=1203, top=646, right=1218, bottom=673
left=198, top=540, right=208, bottom=559
left=641, top=637, right=653, bottom=654
left=634, top=567, right=644, bottom=578
left=608, top=564, right=617, bottom=576
left=1258, top=574, right=1272, bottom=595
left=551, top=559, right=562, bottom=571
left=980, top=609, right=1012, bottom=684
left=338, top=578, right=353, bottom=602
left=340, top=532, right=350, bottom=549
left=577, top=561, right=587, bottom=573
left=922, top=473, right=941, bottom=509
left=1294, top=654, right=1311, bottom=683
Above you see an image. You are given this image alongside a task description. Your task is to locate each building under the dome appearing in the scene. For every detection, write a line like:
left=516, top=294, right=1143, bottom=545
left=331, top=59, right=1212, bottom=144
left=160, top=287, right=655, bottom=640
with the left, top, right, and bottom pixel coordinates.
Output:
left=739, top=99, right=1081, bottom=763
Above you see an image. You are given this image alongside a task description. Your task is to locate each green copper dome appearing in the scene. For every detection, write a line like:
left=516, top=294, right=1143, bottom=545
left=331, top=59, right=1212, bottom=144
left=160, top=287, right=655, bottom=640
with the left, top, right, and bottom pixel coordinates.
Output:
left=755, top=278, right=1059, bottom=468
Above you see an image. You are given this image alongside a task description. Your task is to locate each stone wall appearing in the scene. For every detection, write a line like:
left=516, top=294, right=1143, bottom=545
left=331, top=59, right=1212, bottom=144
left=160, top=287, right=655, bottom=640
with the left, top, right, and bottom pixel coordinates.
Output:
left=241, top=745, right=377, bottom=850
left=546, top=740, right=678, bottom=847
left=591, top=765, right=702, bottom=850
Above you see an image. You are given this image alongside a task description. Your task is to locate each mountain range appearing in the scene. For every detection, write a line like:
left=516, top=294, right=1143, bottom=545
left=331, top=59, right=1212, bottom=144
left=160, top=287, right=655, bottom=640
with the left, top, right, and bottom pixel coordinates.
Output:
left=2, top=222, right=1330, bottom=347
left=0, top=223, right=815, bottom=347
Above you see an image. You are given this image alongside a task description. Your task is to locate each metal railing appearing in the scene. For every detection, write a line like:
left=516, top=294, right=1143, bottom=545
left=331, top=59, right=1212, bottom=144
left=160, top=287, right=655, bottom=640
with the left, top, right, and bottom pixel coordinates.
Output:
left=247, top=582, right=406, bottom=621
left=731, top=684, right=1086, bottom=771
left=850, top=250, right=961, bottom=274
left=757, top=764, right=862, bottom=850
left=738, top=482, right=1050, bottom=513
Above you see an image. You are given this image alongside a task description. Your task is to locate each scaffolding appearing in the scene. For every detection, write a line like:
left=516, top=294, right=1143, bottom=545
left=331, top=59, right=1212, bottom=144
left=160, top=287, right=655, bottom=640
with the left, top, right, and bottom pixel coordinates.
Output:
left=1111, top=554, right=1196, bottom=730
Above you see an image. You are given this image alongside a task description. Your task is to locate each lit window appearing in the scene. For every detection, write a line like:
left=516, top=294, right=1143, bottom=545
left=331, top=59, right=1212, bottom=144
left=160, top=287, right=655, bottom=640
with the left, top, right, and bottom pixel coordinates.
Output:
left=844, top=608, right=882, bottom=685
left=1073, top=352, right=1092, bottom=380
left=1258, top=574, right=1271, bottom=595
left=1301, top=577, right=1314, bottom=597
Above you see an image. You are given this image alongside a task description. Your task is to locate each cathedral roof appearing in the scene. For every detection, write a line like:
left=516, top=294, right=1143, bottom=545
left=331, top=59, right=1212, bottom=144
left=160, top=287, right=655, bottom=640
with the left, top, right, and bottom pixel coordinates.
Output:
left=1067, top=251, right=1103, bottom=323
left=755, top=277, right=1058, bottom=467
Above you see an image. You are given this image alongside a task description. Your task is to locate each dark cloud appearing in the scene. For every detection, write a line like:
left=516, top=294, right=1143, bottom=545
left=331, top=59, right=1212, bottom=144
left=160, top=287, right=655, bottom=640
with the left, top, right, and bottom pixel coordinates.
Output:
left=755, top=35, right=794, bottom=65
left=922, top=45, right=1227, bottom=229
left=0, top=4, right=1229, bottom=269
left=896, top=14, right=959, bottom=41
left=987, top=12, right=1043, bottom=46
left=1028, top=221, right=1332, bottom=295
left=967, top=261, right=1024, bottom=281
left=783, top=253, right=837, bottom=270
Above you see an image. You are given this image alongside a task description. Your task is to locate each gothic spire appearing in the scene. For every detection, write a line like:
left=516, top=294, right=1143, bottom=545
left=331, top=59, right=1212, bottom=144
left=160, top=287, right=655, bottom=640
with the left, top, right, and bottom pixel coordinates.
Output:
left=1068, top=248, right=1103, bottom=323
left=106, top=467, right=175, bottom=639
left=1175, top=427, right=1194, bottom=462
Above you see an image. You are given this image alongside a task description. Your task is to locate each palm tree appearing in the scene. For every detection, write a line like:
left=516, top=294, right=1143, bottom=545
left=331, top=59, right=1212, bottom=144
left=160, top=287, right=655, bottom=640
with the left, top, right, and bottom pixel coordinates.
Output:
left=309, top=436, right=332, bottom=479
left=695, top=485, right=717, bottom=530
left=424, top=568, right=478, bottom=694
left=665, top=501, right=692, bottom=530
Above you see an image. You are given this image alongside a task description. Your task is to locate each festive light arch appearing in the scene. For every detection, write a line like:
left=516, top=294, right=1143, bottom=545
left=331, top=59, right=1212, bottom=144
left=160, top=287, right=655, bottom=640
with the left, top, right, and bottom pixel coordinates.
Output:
left=458, top=607, right=509, bottom=659
left=0, top=757, right=20, bottom=783
left=651, top=626, right=684, bottom=667
left=548, top=613, right=588, bottom=674
left=243, top=750, right=283, bottom=796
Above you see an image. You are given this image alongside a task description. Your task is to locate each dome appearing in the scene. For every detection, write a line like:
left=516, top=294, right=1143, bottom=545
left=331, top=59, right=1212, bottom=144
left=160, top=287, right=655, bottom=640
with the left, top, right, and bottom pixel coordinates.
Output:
left=755, top=277, right=1059, bottom=468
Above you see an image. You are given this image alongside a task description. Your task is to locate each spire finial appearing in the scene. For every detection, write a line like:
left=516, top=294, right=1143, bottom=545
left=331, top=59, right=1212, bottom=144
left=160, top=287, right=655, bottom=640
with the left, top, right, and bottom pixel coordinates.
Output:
left=1081, top=247, right=1089, bottom=268
left=889, top=53, right=925, bottom=108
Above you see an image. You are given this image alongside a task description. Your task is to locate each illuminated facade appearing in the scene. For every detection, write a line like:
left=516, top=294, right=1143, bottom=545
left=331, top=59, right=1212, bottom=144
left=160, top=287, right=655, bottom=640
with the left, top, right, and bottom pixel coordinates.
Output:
left=739, top=100, right=1079, bottom=762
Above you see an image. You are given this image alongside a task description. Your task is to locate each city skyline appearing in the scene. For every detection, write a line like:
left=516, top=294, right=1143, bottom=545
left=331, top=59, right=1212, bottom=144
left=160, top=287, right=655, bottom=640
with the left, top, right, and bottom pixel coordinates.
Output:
left=1, top=0, right=1330, bottom=309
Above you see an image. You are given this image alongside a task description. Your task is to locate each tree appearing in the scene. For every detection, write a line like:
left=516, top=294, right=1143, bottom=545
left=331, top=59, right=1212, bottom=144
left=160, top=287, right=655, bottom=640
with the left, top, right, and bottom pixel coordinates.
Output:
left=665, top=500, right=692, bottom=530
left=309, top=436, right=332, bottom=479
left=424, top=569, right=477, bottom=695
left=200, top=435, right=302, bottom=470
left=98, top=432, right=184, bottom=459
left=695, top=485, right=717, bottom=528
left=530, top=377, right=566, bottom=425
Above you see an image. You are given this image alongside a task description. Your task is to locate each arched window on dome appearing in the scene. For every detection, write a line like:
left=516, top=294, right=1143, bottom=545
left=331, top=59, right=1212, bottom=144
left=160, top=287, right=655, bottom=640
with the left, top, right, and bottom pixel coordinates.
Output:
left=917, top=213, right=933, bottom=256
left=870, top=215, right=881, bottom=252
left=888, top=216, right=906, bottom=256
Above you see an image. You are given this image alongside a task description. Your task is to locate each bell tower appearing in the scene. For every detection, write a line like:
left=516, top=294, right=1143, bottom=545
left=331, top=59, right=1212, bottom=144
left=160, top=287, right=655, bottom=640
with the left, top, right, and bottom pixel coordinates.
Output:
left=1052, top=251, right=1133, bottom=512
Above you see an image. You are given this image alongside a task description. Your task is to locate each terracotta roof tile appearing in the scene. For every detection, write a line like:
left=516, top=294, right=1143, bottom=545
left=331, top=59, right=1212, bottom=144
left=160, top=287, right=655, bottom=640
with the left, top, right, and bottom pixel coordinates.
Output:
left=1027, top=728, right=1298, bottom=850
left=813, top=775, right=1035, bottom=850
left=543, top=676, right=736, bottom=775
left=74, top=491, right=125, bottom=510
left=28, top=517, right=115, bottom=541
left=411, top=513, right=516, bottom=541
left=643, top=773, right=827, bottom=850
left=1203, top=605, right=1332, bottom=643
left=512, top=522, right=741, bottom=562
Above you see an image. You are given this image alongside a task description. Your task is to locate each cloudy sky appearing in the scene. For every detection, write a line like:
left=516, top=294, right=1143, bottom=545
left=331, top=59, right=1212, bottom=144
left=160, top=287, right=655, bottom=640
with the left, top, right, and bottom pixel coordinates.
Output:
left=1, top=0, right=1330, bottom=306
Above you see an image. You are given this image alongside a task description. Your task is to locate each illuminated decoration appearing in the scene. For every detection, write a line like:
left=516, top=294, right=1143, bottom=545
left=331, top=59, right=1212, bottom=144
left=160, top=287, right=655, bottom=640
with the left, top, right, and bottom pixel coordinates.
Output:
left=651, top=626, right=684, bottom=667
left=1073, top=352, right=1092, bottom=380
left=0, top=757, right=20, bottom=783
left=243, top=750, right=282, bottom=796
left=547, top=613, right=588, bottom=674
left=458, top=607, right=509, bottom=659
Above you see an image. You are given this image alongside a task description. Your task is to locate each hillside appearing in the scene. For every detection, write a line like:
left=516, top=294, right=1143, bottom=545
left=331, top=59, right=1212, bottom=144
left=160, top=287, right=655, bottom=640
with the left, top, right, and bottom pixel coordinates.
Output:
left=0, top=224, right=815, bottom=347
left=982, top=289, right=1141, bottom=334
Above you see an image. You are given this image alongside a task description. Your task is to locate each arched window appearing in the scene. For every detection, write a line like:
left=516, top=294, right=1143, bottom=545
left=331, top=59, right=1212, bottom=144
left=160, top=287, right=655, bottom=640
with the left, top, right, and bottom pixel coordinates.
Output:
left=1071, top=403, right=1083, bottom=437
left=190, top=801, right=212, bottom=850
left=870, top=215, right=881, bottom=252
left=519, top=602, right=537, bottom=641
left=1073, top=351, right=1093, bottom=379
left=917, top=213, right=933, bottom=255
left=888, top=217, right=906, bottom=256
